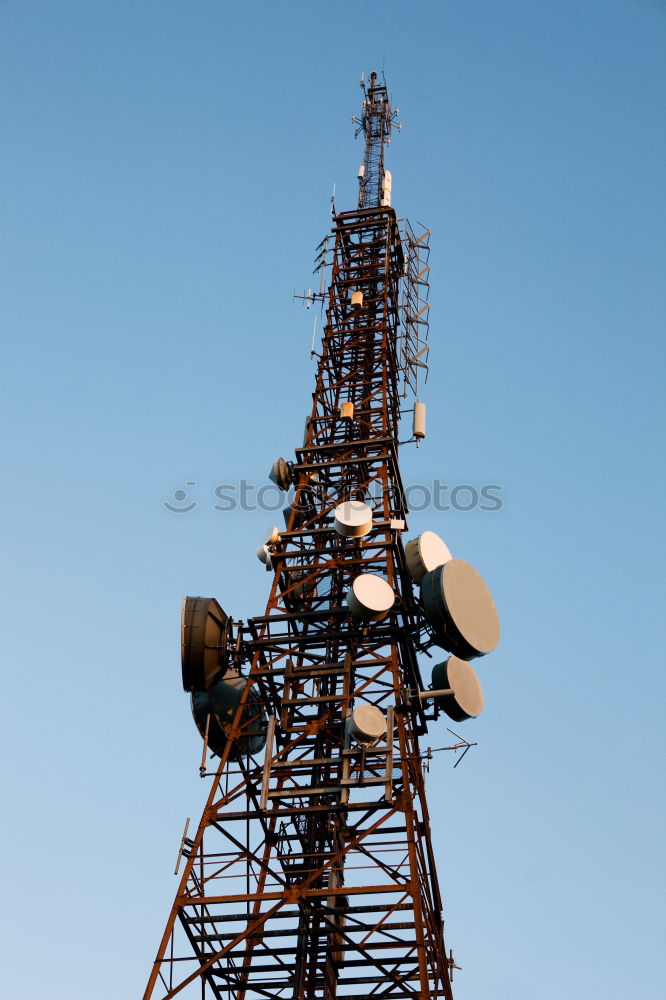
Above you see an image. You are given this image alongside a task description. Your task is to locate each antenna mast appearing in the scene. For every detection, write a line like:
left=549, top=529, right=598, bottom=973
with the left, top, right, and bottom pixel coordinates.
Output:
left=355, top=70, right=400, bottom=208
left=144, top=70, right=500, bottom=1000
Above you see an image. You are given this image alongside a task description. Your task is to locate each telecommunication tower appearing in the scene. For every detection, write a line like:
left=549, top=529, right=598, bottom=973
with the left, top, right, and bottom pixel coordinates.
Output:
left=144, top=71, right=500, bottom=1000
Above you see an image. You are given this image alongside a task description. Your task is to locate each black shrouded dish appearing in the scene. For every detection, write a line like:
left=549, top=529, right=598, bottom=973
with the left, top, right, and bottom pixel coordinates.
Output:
left=421, top=558, right=500, bottom=660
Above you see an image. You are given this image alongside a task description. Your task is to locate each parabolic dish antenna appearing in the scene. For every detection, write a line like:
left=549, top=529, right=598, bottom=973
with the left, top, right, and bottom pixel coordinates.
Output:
left=256, top=544, right=273, bottom=570
left=181, top=596, right=228, bottom=693
left=431, top=656, right=484, bottom=722
left=334, top=500, right=373, bottom=538
left=191, top=668, right=267, bottom=757
left=346, top=573, right=395, bottom=621
left=405, top=530, right=452, bottom=584
left=421, top=558, right=500, bottom=659
left=269, top=457, right=292, bottom=492
left=347, top=704, right=387, bottom=745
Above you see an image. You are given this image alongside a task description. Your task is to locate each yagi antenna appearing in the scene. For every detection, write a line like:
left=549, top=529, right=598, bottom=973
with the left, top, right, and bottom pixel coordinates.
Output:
left=294, top=287, right=325, bottom=308
left=425, top=729, right=479, bottom=769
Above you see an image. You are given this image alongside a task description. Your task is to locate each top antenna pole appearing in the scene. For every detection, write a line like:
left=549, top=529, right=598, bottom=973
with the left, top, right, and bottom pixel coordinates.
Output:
left=355, top=70, right=400, bottom=209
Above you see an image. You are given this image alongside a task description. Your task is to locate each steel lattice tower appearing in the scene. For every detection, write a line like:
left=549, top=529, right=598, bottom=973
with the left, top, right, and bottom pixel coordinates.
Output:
left=144, top=71, right=498, bottom=1000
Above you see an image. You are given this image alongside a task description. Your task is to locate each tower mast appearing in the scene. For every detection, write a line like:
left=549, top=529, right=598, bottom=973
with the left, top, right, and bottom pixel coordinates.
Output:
left=356, top=70, right=399, bottom=209
left=144, top=71, right=499, bottom=1000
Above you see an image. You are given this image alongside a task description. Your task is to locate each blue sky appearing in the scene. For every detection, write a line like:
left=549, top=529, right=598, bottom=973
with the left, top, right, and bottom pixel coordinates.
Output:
left=1, top=2, right=664, bottom=998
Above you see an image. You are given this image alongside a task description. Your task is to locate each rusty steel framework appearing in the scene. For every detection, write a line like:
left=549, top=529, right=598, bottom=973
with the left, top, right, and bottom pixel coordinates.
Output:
left=144, top=73, right=457, bottom=1000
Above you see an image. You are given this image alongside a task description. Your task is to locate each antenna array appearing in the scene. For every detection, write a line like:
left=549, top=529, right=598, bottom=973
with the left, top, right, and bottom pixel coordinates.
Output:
left=144, top=72, right=500, bottom=1000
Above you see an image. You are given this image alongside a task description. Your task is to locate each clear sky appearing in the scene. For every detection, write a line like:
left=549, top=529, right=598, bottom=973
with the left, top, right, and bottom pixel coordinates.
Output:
left=1, top=2, right=664, bottom=998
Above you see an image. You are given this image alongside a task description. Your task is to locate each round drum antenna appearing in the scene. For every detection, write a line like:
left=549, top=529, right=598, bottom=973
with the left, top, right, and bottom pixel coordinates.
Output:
left=405, top=530, right=452, bottom=584
left=428, top=656, right=484, bottom=722
left=334, top=500, right=374, bottom=538
left=347, top=704, right=387, bottom=746
left=421, top=559, right=499, bottom=659
left=346, top=573, right=395, bottom=621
